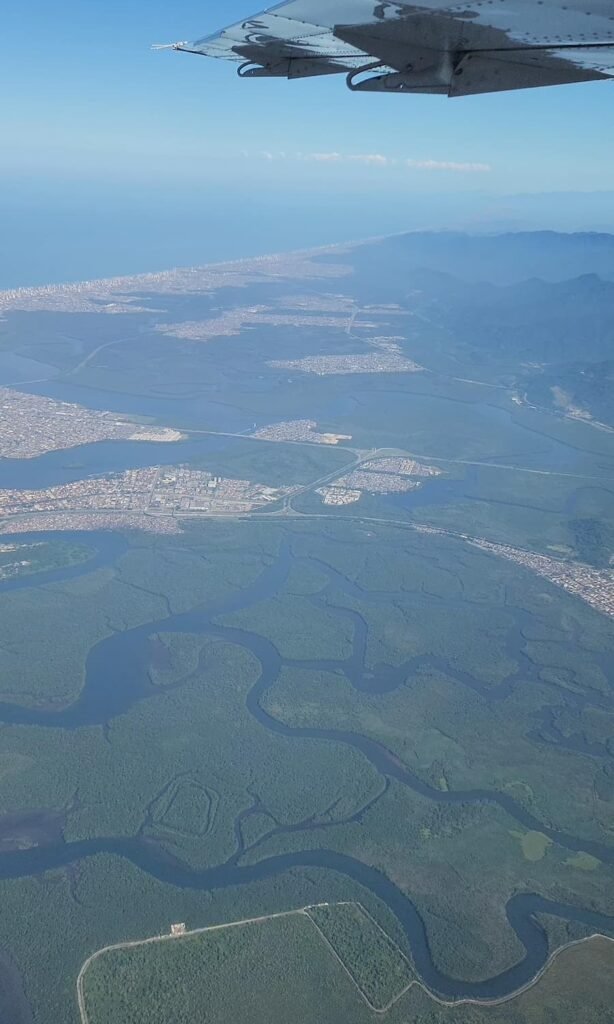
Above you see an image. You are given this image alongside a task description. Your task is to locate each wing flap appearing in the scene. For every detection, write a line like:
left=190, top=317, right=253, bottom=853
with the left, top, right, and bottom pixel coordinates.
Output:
left=451, top=47, right=611, bottom=96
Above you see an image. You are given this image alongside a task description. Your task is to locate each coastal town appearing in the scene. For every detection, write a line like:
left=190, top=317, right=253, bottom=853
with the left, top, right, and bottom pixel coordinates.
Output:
left=0, top=246, right=353, bottom=316
left=269, top=351, right=423, bottom=375
left=267, top=319, right=422, bottom=375
left=317, top=456, right=442, bottom=504
left=413, top=523, right=614, bottom=620
left=0, top=466, right=287, bottom=522
left=251, top=419, right=352, bottom=446
left=0, top=388, right=183, bottom=459
left=316, top=486, right=363, bottom=506
left=0, top=450, right=444, bottom=524
left=155, top=305, right=365, bottom=344
left=0, top=511, right=182, bottom=536
left=153, top=293, right=410, bottom=344
left=0, top=448, right=611, bottom=618
left=360, top=458, right=442, bottom=478
left=470, top=536, right=614, bottom=619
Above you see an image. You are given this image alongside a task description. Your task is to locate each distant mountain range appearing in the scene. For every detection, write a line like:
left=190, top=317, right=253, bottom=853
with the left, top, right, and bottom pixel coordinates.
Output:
left=353, top=230, right=614, bottom=285
left=343, top=231, right=614, bottom=426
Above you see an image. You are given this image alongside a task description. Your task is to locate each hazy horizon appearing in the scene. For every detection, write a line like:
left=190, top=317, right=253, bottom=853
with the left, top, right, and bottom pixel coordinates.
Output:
left=4, top=183, right=614, bottom=290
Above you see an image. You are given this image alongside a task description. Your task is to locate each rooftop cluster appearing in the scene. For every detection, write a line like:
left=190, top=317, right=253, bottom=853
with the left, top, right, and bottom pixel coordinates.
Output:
left=251, top=420, right=352, bottom=446
left=0, top=248, right=352, bottom=315
left=0, top=388, right=182, bottom=459
left=0, top=466, right=286, bottom=523
left=269, top=352, right=423, bottom=376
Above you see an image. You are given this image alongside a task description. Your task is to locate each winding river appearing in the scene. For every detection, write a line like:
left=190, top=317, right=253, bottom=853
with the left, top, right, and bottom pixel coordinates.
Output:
left=0, top=530, right=613, bottom=1001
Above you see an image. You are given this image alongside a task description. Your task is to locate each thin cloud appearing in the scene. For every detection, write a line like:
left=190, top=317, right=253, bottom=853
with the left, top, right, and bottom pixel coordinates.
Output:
left=304, top=152, right=390, bottom=166
left=307, top=152, right=344, bottom=163
left=255, top=151, right=390, bottom=165
left=251, top=151, right=491, bottom=172
left=406, top=158, right=491, bottom=173
left=348, top=153, right=390, bottom=166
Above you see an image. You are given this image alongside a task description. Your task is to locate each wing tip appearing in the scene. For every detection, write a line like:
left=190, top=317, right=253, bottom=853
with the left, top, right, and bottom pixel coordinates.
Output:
left=151, top=41, right=190, bottom=52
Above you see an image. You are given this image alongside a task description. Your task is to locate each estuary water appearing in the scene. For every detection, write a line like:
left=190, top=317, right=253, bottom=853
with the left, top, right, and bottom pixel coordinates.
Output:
left=0, top=531, right=613, bottom=1001
left=0, top=436, right=235, bottom=491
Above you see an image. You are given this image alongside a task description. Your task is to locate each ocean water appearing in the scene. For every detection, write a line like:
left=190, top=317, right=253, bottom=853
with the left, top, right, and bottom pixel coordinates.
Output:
left=5, top=180, right=614, bottom=291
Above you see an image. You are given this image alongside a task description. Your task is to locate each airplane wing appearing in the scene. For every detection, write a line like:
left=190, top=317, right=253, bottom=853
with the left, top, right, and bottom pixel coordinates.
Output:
left=169, top=0, right=614, bottom=96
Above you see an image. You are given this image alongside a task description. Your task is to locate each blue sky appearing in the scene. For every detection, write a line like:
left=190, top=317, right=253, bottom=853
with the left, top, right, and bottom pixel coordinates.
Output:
left=2, top=1, right=614, bottom=285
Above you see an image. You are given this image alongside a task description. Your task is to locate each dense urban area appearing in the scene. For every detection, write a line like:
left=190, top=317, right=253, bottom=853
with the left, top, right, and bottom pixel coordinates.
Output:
left=0, top=388, right=182, bottom=458
left=0, top=467, right=286, bottom=518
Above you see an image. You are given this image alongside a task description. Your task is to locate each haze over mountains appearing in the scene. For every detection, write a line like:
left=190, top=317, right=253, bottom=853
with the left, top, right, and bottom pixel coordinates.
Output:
left=352, top=230, right=614, bottom=285
left=3, top=181, right=614, bottom=289
left=335, top=231, right=614, bottom=426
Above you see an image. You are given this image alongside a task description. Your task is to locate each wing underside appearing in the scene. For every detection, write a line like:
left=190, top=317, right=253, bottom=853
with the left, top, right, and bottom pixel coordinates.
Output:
left=173, top=0, right=614, bottom=96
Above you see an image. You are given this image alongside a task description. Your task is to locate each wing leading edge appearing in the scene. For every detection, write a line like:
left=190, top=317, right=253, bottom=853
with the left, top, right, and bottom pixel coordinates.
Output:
left=170, top=0, right=614, bottom=96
